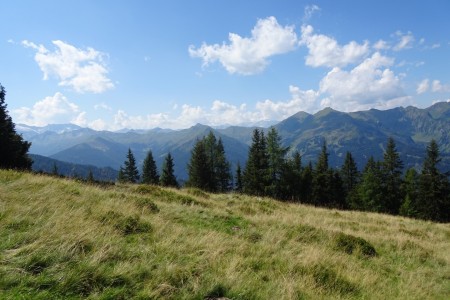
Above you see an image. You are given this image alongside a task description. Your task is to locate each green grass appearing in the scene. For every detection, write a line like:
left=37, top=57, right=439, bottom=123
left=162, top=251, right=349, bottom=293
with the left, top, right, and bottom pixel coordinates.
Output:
left=0, top=169, right=449, bottom=299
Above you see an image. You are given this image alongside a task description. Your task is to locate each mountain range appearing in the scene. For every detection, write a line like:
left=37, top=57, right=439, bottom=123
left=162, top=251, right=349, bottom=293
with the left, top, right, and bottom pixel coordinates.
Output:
left=19, top=102, right=450, bottom=182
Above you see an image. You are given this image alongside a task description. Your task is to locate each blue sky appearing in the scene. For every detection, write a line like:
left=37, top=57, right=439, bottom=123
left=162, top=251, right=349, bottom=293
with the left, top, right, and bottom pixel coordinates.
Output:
left=1, top=0, right=449, bottom=130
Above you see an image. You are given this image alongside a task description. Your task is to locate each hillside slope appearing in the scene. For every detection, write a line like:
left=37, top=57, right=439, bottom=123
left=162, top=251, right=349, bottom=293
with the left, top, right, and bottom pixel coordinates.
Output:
left=1, top=170, right=449, bottom=299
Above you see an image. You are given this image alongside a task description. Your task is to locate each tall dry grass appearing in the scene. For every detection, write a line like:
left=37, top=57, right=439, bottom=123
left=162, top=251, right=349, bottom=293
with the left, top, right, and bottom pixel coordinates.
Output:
left=0, top=169, right=449, bottom=299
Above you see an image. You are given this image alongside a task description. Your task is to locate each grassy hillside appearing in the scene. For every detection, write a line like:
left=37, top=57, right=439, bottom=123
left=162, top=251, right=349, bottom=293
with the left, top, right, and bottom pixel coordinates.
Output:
left=0, top=170, right=449, bottom=299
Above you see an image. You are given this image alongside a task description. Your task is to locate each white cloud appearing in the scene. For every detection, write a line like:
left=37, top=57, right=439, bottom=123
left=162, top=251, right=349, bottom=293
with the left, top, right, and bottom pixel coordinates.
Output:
left=431, top=80, right=450, bottom=93
left=189, top=16, right=298, bottom=75
left=22, top=40, right=114, bottom=93
left=373, top=39, right=390, bottom=50
left=318, top=52, right=410, bottom=111
left=94, top=102, right=112, bottom=111
left=393, top=31, right=414, bottom=51
left=300, top=25, right=370, bottom=68
left=416, top=79, right=430, bottom=94
left=13, top=92, right=82, bottom=126
left=303, top=5, right=320, bottom=22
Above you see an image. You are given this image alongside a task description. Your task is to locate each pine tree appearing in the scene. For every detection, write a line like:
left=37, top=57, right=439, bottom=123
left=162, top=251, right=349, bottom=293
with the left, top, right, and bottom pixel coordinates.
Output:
left=160, top=152, right=178, bottom=188
left=399, top=168, right=419, bottom=217
left=301, top=162, right=314, bottom=204
left=0, top=84, right=32, bottom=170
left=312, top=141, right=333, bottom=206
left=341, top=151, right=360, bottom=207
left=279, top=151, right=302, bottom=201
left=355, top=157, right=384, bottom=211
left=341, top=152, right=360, bottom=195
left=187, top=133, right=231, bottom=192
left=142, top=150, right=159, bottom=185
left=121, top=148, right=140, bottom=183
left=214, top=138, right=232, bottom=192
left=266, top=127, right=288, bottom=198
left=381, top=137, right=404, bottom=214
left=187, top=139, right=212, bottom=190
left=243, top=129, right=269, bottom=196
left=235, top=162, right=243, bottom=193
left=416, top=140, right=450, bottom=222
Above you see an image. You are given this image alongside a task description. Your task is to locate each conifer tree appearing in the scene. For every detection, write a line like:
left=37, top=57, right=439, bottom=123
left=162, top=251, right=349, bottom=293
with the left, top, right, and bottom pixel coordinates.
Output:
left=279, top=151, right=302, bottom=201
left=416, top=140, right=450, bottom=222
left=214, top=138, right=232, bottom=192
left=0, top=84, right=32, bottom=170
left=381, top=137, right=404, bottom=214
left=266, top=127, right=289, bottom=198
left=187, top=133, right=231, bottom=192
left=341, top=152, right=360, bottom=195
left=235, top=162, right=243, bottom=193
left=142, top=150, right=159, bottom=185
left=187, top=139, right=212, bottom=190
left=312, top=141, right=333, bottom=206
left=355, top=157, right=384, bottom=211
left=341, top=151, right=360, bottom=207
left=160, top=152, right=178, bottom=188
left=243, top=129, right=269, bottom=196
left=301, top=162, right=314, bottom=204
left=399, top=168, right=419, bottom=217
left=121, top=148, right=140, bottom=183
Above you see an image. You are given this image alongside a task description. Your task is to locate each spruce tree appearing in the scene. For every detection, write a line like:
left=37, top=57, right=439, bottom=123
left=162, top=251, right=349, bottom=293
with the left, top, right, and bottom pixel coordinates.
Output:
left=235, top=162, right=243, bottom=193
left=416, top=140, right=450, bottom=222
left=243, top=129, right=269, bottom=196
left=279, top=151, right=302, bottom=201
left=187, top=139, right=212, bottom=190
left=312, top=141, right=333, bottom=206
left=341, top=152, right=360, bottom=196
left=301, top=162, right=314, bottom=204
left=142, top=150, right=159, bottom=185
left=266, top=127, right=288, bottom=198
left=355, top=157, right=384, bottom=211
left=0, top=84, right=32, bottom=170
left=122, top=148, right=140, bottom=183
left=381, top=137, right=404, bottom=214
left=341, top=151, right=360, bottom=207
left=214, top=138, right=232, bottom=192
left=399, top=168, right=419, bottom=217
left=160, top=152, right=178, bottom=188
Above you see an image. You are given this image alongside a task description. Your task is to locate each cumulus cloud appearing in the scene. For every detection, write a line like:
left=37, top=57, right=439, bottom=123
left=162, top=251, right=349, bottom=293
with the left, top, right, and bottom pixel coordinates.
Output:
left=393, top=31, right=414, bottom=51
left=318, top=52, right=408, bottom=111
left=416, top=79, right=430, bottom=94
left=300, top=25, right=369, bottom=68
left=13, top=92, right=82, bottom=126
left=189, top=16, right=298, bottom=75
left=22, top=40, right=114, bottom=93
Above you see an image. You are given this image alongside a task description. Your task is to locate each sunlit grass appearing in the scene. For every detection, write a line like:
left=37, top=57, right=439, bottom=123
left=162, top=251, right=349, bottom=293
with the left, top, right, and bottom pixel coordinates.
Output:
left=0, top=169, right=449, bottom=299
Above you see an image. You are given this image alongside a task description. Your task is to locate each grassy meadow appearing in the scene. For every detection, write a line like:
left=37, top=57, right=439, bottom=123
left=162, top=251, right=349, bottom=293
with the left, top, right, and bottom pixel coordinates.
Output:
left=0, top=169, right=449, bottom=299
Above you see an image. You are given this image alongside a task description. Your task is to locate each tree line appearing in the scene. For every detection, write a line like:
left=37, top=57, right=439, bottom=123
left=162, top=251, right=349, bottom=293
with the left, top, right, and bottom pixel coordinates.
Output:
left=117, top=127, right=449, bottom=223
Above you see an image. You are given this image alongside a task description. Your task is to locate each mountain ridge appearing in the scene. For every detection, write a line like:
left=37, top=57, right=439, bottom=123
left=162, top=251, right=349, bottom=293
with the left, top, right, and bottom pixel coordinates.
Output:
left=17, top=102, right=450, bottom=180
